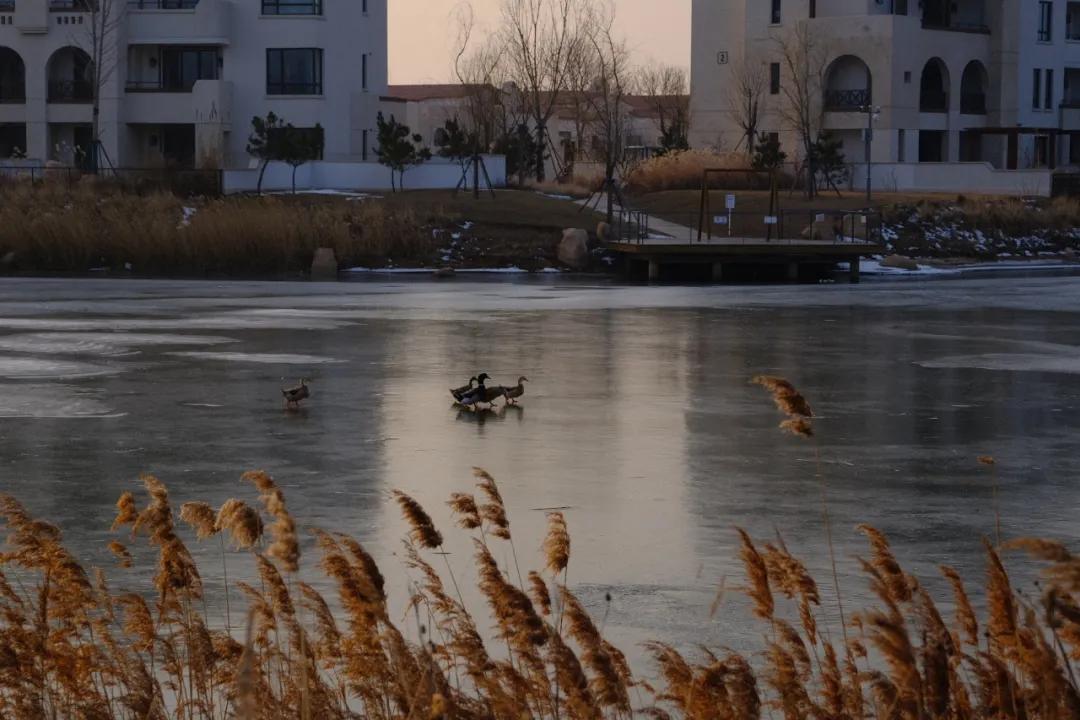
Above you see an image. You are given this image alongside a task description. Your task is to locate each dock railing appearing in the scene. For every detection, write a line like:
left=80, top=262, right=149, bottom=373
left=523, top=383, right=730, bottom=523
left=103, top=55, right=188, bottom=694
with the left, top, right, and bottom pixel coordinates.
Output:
left=612, top=208, right=884, bottom=246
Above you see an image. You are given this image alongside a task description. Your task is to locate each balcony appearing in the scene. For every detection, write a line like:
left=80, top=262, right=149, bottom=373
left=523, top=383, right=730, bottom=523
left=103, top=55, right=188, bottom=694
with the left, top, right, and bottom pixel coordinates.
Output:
left=0, top=1, right=14, bottom=12
left=960, top=93, right=986, bottom=115
left=920, top=91, right=948, bottom=113
left=49, top=0, right=96, bottom=10
left=922, top=20, right=990, bottom=34
left=127, top=0, right=229, bottom=44
left=1063, top=103, right=1080, bottom=131
left=124, top=78, right=232, bottom=127
left=824, top=89, right=871, bottom=112
left=0, top=81, right=24, bottom=103
left=48, top=79, right=93, bottom=102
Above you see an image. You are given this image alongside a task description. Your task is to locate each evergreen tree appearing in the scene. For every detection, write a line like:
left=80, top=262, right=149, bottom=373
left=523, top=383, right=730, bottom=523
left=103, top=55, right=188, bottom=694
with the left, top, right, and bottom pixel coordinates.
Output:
left=246, top=112, right=288, bottom=195
left=374, top=112, right=431, bottom=192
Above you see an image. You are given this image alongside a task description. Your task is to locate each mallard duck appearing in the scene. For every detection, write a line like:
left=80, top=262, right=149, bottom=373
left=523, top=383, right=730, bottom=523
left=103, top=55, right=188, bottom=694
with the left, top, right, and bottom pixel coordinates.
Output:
left=459, top=373, right=500, bottom=409
left=282, top=378, right=310, bottom=409
left=450, top=376, right=478, bottom=403
left=503, top=376, right=528, bottom=404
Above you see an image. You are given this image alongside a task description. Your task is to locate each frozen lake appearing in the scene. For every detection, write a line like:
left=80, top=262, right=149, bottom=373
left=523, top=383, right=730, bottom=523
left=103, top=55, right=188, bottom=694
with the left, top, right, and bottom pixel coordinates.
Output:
left=1, top=274, right=1079, bottom=664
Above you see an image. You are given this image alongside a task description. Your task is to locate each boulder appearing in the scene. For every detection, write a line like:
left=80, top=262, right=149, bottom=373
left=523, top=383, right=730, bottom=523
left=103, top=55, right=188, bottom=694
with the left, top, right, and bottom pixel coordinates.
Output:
left=597, top=221, right=612, bottom=242
left=310, top=247, right=339, bottom=278
left=880, top=254, right=919, bottom=271
left=558, top=228, right=590, bottom=270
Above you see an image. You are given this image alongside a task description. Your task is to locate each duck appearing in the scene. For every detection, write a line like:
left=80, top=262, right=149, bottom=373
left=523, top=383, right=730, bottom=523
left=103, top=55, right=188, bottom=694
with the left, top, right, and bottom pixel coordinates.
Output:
left=459, top=373, right=500, bottom=409
left=450, top=376, right=478, bottom=403
left=281, top=378, right=310, bottom=409
left=502, top=376, right=528, bottom=405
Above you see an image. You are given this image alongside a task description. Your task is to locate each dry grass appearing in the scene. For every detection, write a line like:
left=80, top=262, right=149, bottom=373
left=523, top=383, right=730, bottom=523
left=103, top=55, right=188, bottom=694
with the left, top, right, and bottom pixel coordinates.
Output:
left=623, top=150, right=777, bottom=194
left=0, top=181, right=437, bottom=275
left=2, top=382, right=1080, bottom=719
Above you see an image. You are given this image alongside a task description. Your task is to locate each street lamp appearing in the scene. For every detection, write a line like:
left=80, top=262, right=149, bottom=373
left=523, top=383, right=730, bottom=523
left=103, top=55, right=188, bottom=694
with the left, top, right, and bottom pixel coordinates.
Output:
left=859, top=104, right=881, bottom=204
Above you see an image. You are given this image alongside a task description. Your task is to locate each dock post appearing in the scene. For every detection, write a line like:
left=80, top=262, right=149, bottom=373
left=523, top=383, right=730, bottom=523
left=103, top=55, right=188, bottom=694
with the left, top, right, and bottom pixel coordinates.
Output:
left=711, top=262, right=723, bottom=282
left=648, top=259, right=661, bottom=281
left=786, top=262, right=799, bottom=281
left=849, top=257, right=861, bottom=284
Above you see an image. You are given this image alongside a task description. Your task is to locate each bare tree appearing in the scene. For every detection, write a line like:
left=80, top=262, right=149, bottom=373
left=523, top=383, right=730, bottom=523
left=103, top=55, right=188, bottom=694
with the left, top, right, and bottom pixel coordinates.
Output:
left=79, top=0, right=124, bottom=172
left=452, top=3, right=508, bottom=151
left=775, top=23, right=830, bottom=198
left=725, top=55, right=768, bottom=157
left=581, top=2, right=631, bottom=223
left=498, top=0, right=583, bottom=182
left=561, top=28, right=600, bottom=173
left=637, top=62, right=690, bottom=153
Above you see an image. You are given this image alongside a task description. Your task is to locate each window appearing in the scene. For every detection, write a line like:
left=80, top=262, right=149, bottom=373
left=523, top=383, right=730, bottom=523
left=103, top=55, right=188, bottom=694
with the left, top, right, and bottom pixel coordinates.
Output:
left=1046, top=68, right=1055, bottom=108
left=362, top=0, right=367, bottom=12
left=158, top=47, right=219, bottom=91
left=809, top=0, right=815, bottom=18
left=898, top=129, right=906, bottom=162
left=362, top=53, right=368, bottom=90
left=1034, top=68, right=1042, bottom=109
left=769, top=62, right=780, bottom=94
left=269, top=125, right=324, bottom=159
left=1039, top=2, right=1053, bottom=41
left=362, top=128, right=369, bottom=161
left=904, top=71, right=911, bottom=84
left=262, top=0, right=322, bottom=16
left=771, top=0, right=781, bottom=24
left=266, top=48, right=323, bottom=94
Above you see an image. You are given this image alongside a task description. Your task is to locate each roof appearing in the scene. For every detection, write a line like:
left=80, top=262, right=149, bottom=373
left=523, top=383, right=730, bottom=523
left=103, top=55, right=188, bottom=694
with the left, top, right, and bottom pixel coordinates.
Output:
left=383, top=84, right=493, bottom=102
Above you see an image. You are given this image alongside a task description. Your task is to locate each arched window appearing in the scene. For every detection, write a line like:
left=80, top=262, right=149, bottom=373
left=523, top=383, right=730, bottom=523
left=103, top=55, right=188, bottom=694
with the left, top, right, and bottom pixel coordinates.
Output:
left=960, top=61, right=988, bottom=114
left=823, top=55, right=872, bottom=110
left=919, top=58, right=950, bottom=113
left=47, top=47, right=93, bottom=103
left=0, top=47, right=25, bottom=103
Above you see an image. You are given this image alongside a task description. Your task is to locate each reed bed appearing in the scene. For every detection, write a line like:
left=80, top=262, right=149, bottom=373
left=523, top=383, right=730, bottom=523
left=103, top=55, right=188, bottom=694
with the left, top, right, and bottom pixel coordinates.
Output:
left=0, top=182, right=438, bottom=275
left=623, top=151, right=786, bottom=194
left=2, top=380, right=1079, bottom=719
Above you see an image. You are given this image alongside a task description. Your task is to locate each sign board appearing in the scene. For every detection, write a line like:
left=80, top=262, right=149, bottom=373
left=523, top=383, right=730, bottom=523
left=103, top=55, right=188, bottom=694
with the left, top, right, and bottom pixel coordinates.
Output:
left=725, top=194, right=737, bottom=210
left=764, top=216, right=778, bottom=225
left=815, top=213, right=826, bottom=223
left=717, top=51, right=729, bottom=65
left=860, top=215, right=868, bottom=224
left=713, top=215, right=728, bottom=226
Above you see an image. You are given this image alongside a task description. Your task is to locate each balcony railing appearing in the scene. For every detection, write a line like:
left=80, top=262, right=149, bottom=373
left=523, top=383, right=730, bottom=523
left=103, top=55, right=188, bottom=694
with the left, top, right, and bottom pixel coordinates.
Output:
left=128, top=0, right=199, bottom=8
left=922, top=20, right=991, bottom=34
left=50, top=0, right=97, bottom=10
left=824, top=88, right=871, bottom=111
left=48, top=79, right=94, bottom=102
left=0, top=83, right=25, bottom=103
left=920, top=91, right=949, bottom=113
left=125, top=79, right=199, bottom=92
left=960, top=93, right=986, bottom=115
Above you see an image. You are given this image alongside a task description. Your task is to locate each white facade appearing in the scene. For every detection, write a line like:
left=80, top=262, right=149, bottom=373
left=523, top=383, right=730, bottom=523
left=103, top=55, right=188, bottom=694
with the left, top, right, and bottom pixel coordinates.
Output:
left=690, top=0, right=1080, bottom=174
left=0, top=0, right=386, bottom=169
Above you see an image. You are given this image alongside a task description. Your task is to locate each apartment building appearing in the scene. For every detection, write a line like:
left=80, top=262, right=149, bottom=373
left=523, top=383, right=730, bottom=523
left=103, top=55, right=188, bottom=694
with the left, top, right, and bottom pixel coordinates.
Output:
left=690, top=0, right=1080, bottom=177
left=0, top=0, right=386, bottom=169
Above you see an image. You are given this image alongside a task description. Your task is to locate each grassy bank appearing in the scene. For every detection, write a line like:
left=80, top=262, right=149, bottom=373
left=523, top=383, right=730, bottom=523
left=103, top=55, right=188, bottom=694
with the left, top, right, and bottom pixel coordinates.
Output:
left=0, top=184, right=602, bottom=276
left=1, top=378, right=1079, bottom=718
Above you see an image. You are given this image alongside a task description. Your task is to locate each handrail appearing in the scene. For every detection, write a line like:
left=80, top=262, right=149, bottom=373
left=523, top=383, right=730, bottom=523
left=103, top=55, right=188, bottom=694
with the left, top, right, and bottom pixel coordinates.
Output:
left=127, top=0, right=199, bottom=8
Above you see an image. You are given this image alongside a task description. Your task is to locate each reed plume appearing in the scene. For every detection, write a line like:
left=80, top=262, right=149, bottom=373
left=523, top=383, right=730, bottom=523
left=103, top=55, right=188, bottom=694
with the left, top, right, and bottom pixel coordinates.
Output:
left=180, top=501, right=218, bottom=540
left=447, top=492, right=482, bottom=530
left=216, top=498, right=264, bottom=550
left=474, top=467, right=511, bottom=540
left=543, top=511, right=571, bottom=576
left=394, top=491, right=444, bottom=549
left=243, top=471, right=299, bottom=573
left=737, top=528, right=774, bottom=621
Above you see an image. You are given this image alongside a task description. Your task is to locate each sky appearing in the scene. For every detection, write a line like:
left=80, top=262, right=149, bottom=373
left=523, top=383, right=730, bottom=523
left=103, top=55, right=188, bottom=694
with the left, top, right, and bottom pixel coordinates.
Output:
left=388, top=0, right=691, bottom=85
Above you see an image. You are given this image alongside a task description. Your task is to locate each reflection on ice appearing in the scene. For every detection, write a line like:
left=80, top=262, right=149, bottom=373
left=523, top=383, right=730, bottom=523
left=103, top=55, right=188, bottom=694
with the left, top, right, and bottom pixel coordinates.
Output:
left=0, top=332, right=237, bottom=356
left=0, top=356, right=118, bottom=379
left=168, top=351, right=344, bottom=364
left=918, top=353, right=1080, bottom=375
left=0, top=384, right=121, bottom=417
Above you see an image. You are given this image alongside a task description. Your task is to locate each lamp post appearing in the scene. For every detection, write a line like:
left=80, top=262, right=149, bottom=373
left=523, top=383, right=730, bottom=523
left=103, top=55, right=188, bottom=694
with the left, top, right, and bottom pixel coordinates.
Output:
left=859, top=104, right=881, bottom=204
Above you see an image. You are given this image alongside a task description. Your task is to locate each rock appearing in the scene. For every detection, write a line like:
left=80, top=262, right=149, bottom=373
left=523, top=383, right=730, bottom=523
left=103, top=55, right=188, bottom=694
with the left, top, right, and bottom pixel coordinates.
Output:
left=597, top=221, right=612, bottom=242
left=558, top=228, right=590, bottom=270
left=432, top=267, right=456, bottom=278
left=880, top=254, right=919, bottom=271
left=310, top=247, right=338, bottom=278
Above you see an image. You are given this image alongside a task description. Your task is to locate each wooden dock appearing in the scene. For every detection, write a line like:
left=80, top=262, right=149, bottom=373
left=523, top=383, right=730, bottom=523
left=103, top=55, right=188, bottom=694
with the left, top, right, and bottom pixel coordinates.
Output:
left=599, top=205, right=885, bottom=282
left=607, top=236, right=883, bottom=282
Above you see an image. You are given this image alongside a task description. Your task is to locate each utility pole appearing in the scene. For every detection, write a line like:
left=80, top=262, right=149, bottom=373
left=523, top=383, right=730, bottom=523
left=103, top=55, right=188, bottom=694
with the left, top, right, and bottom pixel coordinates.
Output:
left=860, top=104, right=881, bottom=204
